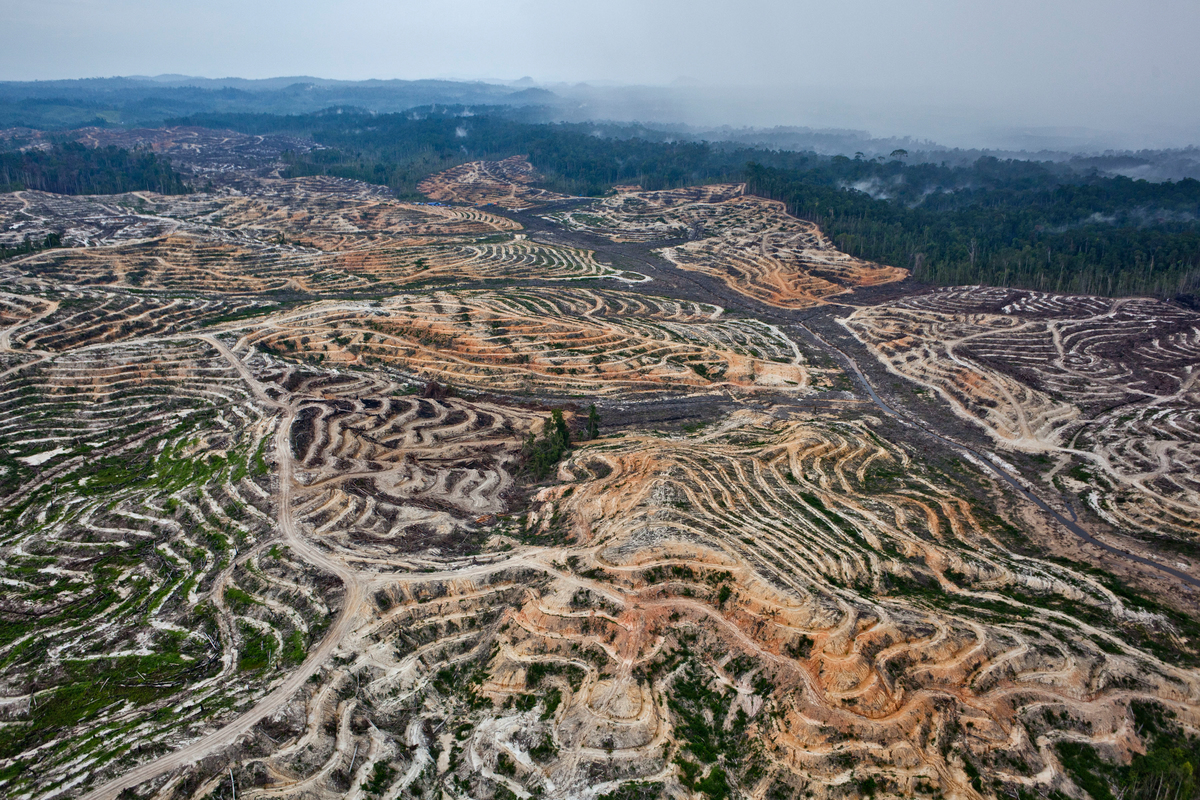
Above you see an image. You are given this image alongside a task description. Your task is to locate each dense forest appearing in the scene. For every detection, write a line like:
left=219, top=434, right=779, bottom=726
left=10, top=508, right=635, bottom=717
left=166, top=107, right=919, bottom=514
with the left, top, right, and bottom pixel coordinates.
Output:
left=744, top=162, right=1200, bottom=299
left=0, top=143, right=191, bottom=195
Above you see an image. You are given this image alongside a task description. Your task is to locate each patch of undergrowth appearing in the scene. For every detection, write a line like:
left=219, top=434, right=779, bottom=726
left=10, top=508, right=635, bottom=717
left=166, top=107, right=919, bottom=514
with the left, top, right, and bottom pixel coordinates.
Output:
left=643, top=564, right=733, bottom=588
left=529, top=733, right=557, bottom=762
left=526, top=661, right=586, bottom=693
left=198, top=302, right=296, bottom=328
left=361, top=761, right=397, bottom=798
left=540, top=688, right=562, bottom=719
left=223, top=586, right=259, bottom=613
left=237, top=621, right=277, bottom=671
left=514, top=504, right=574, bottom=546
left=0, top=638, right=217, bottom=771
left=0, top=544, right=150, bottom=657
left=432, top=661, right=492, bottom=710
left=282, top=630, right=307, bottom=665
left=598, top=782, right=665, bottom=800
left=664, top=657, right=764, bottom=800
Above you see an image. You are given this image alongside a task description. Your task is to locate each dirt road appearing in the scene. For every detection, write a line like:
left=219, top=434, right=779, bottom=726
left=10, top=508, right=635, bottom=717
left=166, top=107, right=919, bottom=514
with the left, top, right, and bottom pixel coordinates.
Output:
left=80, top=344, right=367, bottom=800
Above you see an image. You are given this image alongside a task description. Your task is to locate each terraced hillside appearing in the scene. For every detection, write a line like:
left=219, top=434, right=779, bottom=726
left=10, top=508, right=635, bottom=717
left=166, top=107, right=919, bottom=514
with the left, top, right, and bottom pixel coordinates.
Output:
left=418, top=157, right=572, bottom=210
left=845, top=286, right=1200, bottom=574
left=239, top=289, right=826, bottom=397
left=1, top=177, right=635, bottom=293
left=1, top=136, right=1198, bottom=800
left=546, top=184, right=908, bottom=308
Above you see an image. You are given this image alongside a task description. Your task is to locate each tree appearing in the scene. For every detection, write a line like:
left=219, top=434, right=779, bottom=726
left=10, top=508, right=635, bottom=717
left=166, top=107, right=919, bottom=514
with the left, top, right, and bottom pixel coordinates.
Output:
left=584, top=405, right=600, bottom=441
left=551, top=409, right=571, bottom=449
left=522, top=409, right=572, bottom=480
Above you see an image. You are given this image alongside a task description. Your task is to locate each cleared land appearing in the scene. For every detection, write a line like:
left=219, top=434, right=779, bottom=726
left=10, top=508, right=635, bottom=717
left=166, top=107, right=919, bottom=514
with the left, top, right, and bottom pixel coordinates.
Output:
left=418, top=156, right=573, bottom=210
left=845, top=286, right=1200, bottom=568
left=546, top=184, right=908, bottom=308
left=0, top=176, right=648, bottom=296
left=0, top=150, right=1196, bottom=800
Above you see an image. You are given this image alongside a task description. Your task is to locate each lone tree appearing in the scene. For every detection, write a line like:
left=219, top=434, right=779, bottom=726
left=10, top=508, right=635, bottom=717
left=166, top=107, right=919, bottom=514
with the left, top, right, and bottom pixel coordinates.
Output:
left=584, top=404, right=600, bottom=441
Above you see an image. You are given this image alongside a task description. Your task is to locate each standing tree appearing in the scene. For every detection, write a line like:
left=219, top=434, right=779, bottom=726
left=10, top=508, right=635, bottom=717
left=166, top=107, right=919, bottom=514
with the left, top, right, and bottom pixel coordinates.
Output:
left=584, top=405, right=600, bottom=441
left=522, top=409, right=573, bottom=479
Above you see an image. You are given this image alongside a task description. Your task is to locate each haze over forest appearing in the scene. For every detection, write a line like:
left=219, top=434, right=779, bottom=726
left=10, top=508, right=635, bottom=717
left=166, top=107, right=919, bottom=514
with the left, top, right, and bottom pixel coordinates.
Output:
left=4, top=0, right=1200, bottom=151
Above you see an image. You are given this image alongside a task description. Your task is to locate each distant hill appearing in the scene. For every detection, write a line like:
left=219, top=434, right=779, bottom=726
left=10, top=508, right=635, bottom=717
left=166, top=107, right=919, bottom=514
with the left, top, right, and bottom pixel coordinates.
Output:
left=0, top=76, right=559, bottom=129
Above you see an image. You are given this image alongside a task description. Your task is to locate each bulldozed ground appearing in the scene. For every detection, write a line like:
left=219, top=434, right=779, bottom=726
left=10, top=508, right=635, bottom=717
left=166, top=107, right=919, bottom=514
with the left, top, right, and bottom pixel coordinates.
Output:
left=417, top=156, right=573, bottom=210
left=0, top=150, right=1197, bottom=800
left=545, top=184, right=907, bottom=309
left=844, top=287, right=1200, bottom=574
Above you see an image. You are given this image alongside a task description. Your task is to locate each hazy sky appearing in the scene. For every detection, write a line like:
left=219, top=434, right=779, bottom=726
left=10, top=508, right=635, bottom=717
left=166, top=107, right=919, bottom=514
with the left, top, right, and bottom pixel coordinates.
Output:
left=5, top=0, right=1199, bottom=147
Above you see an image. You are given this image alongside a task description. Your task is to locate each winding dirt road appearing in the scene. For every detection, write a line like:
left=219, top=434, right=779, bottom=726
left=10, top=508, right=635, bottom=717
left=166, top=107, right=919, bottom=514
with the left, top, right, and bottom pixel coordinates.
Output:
left=80, top=342, right=367, bottom=800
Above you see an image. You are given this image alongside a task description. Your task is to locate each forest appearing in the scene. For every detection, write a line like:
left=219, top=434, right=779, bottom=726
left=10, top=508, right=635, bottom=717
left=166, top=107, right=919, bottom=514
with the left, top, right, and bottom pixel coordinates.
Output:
left=744, top=162, right=1200, bottom=299
left=0, top=142, right=191, bottom=195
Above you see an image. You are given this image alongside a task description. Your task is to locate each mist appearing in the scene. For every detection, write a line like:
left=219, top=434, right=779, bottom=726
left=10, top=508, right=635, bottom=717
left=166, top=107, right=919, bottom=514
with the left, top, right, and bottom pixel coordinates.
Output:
left=2, top=0, right=1198, bottom=150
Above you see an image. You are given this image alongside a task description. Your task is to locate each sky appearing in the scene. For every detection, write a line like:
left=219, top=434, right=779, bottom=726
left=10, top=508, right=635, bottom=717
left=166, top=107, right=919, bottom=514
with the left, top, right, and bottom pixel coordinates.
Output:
left=4, top=0, right=1199, bottom=148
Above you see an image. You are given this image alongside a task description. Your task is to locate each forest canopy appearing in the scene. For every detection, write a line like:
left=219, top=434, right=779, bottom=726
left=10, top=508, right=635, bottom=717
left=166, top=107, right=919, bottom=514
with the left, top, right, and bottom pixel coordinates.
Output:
left=0, top=142, right=191, bottom=195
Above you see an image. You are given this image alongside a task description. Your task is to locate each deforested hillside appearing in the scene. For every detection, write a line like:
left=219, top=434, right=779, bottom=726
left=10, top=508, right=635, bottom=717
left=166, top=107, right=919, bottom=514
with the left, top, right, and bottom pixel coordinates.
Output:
left=0, top=134, right=1196, bottom=800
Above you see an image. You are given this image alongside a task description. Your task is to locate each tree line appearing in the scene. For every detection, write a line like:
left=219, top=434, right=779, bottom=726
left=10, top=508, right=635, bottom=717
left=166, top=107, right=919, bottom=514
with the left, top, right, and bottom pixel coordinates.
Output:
left=744, top=162, right=1200, bottom=299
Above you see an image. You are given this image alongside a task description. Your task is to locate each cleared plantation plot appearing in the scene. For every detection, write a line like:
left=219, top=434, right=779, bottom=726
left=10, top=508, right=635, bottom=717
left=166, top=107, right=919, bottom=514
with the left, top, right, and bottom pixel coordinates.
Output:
left=2, top=131, right=1197, bottom=800
left=0, top=190, right=182, bottom=250
left=70, top=125, right=321, bottom=178
left=845, top=286, right=1200, bottom=552
left=5, top=178, right=635, bottom=293
left=254, top=358, right=541, bottom=569
left=240, top=288, right=827, bottom=397
left=546, top=184, right=750, bottom=243
left=144, top=175, right=522, bottom=246
left=505, top=412, right=1200, bottom=797
left=546, top=184, right=908, bottom=308
left=418, top=156, right=573, bottom=209
left=0, top=338, right=340, bottom=799
left=19, top=234, right=627, bottom=294
left=165, top=410, right=1200, bottom=800
left=0, top=292, right=55, bottom=351
left=6, top=289, right=269, bottom=352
